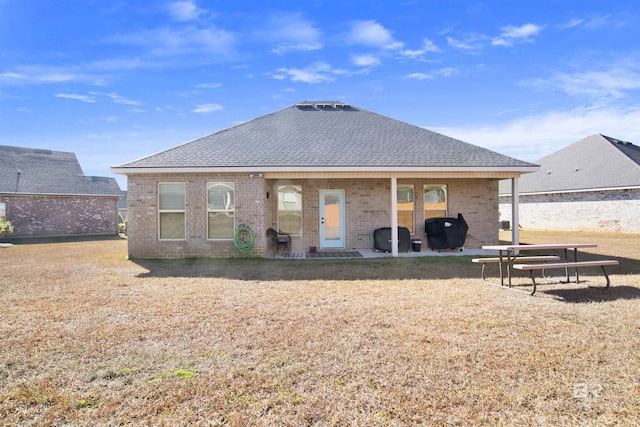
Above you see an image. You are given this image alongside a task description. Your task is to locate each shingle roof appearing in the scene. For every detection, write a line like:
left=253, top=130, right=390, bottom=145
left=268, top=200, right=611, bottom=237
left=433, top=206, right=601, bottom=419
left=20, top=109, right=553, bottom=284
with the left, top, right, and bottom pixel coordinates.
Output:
left=0, top=145, right=122, bottom=196
left=114, top=101, right=535, bottom=171
left=499, top=134, right=640, bottom=194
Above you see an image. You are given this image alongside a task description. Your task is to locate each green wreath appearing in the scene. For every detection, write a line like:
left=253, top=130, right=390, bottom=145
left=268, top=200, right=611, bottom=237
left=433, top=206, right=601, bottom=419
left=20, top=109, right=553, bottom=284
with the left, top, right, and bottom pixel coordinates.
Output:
left=234, top=224, right=255, bottom=255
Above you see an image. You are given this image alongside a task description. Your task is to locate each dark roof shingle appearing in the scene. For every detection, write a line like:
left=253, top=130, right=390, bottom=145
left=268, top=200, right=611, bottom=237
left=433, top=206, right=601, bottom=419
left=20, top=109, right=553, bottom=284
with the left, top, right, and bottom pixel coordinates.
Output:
left=115, top=102, right=535, bottom=170
left=499, top=134, right=640, bottom=194
left=0, top=145, right=122, bottom=196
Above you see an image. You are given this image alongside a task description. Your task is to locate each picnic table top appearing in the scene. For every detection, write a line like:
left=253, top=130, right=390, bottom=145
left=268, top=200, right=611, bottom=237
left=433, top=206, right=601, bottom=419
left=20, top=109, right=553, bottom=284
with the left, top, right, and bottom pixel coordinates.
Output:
left=482, top=243, right=597, bottom=251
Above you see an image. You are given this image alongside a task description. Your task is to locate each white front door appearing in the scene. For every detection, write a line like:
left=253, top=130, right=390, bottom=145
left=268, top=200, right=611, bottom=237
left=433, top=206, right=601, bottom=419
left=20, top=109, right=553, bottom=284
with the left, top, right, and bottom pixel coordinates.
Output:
left=319, top=189, right=345, bottom=249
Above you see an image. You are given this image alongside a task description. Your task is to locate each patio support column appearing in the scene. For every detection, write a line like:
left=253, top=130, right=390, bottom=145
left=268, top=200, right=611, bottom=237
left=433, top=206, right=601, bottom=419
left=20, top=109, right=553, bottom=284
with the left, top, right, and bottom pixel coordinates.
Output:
left=511, top=176, right=520, bottom=246
left=391, top=177, right=398, bottom=256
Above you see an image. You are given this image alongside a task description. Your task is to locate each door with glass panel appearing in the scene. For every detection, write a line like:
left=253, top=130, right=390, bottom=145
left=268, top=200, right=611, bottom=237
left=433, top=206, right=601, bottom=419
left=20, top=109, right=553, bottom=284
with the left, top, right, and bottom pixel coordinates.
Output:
left=319, top=189, right=345, bottom=249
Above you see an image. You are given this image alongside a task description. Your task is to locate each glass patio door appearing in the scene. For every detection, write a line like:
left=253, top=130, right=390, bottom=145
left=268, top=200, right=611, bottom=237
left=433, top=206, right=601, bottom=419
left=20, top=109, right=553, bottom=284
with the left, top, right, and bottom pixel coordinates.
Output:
left=319, top=189, right=345, bottom=249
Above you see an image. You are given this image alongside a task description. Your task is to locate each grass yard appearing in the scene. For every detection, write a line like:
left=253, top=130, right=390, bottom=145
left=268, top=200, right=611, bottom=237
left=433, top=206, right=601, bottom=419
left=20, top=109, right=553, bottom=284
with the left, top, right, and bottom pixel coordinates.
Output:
left=1, top=230, right=639, bottom=426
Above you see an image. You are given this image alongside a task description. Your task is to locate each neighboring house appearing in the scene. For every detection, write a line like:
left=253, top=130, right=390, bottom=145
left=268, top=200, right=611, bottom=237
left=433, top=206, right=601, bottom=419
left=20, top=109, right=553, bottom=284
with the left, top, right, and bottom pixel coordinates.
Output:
left=112, top=101, right=538, bottom=258
left=499, top=134, right=640, bottom=233
left=0, top=145, right=122, bottom=238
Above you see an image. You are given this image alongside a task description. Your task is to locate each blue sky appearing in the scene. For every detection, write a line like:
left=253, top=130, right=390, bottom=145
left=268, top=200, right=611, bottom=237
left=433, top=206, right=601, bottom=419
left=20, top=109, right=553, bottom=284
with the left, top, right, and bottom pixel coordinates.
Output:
left=2, top=1, right=640, bottom=190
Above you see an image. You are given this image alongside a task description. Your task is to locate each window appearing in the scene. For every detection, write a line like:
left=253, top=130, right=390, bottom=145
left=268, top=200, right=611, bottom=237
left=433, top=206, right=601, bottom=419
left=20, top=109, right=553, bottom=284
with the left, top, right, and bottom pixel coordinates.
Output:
left=278, top=185, right=302, bottom=235
left=397, top=185, right=415, bottom=233
left=159, top=183, right=185, bottom=240
left=0, top=202, right=6, bottom=222
left=207, top=182, right=235, bottom=239
left=424, top=185, right=447, bottom=220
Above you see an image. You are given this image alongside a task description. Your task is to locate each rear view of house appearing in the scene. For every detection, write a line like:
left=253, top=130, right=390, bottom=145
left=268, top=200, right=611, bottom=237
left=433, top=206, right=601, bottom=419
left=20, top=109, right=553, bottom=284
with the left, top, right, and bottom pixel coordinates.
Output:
left=112, top=101, right=538, bottom=258
left=0, top=145, right=122, bottom=239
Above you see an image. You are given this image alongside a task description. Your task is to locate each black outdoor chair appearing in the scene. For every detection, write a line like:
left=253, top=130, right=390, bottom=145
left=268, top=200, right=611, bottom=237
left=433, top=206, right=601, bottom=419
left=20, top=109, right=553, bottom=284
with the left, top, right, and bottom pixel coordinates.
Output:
left=266, top=228, right=291, bottom=254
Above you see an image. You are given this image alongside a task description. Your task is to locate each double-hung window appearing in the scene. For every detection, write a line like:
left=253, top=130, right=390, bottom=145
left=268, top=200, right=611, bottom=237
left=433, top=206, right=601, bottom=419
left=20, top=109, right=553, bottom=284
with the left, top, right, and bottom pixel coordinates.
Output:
left=397, top=185, right=415, bottom=233
left=277, top=185, right=302, bottom=235
left=424, top=185, right=447, bottom=219
left=159, top=183, right=186, bottom=240
left=207, top=182, right=235, bottom=239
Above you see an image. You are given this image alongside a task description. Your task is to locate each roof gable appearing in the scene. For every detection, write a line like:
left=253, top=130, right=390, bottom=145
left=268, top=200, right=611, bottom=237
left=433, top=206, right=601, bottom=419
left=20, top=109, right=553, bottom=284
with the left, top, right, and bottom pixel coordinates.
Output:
left=0, top=145, right=122, bottom=196
left=500, top=134, right=640, bottom=194
left=114, top=101, right=535, bottom=171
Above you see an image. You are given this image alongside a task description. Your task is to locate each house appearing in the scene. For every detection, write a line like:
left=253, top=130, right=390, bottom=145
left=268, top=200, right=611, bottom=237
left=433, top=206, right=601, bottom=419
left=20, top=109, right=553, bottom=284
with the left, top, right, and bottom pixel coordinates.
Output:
left=0, top=145, right=122, bottom=238
left=112, top=101, right=538, bottom=258
left=499, top=134, right=640, bottom=233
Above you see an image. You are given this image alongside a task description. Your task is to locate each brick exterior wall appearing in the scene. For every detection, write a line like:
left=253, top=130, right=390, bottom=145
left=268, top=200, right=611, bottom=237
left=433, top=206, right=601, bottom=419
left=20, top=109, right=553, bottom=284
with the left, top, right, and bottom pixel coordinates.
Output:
left=127, top=173, right=268, bottom=258
left=0, top=194, right=119, bottom=238
left=126, top=174, right=499, bottom=258
left=499, top=188, right=640, bottom=233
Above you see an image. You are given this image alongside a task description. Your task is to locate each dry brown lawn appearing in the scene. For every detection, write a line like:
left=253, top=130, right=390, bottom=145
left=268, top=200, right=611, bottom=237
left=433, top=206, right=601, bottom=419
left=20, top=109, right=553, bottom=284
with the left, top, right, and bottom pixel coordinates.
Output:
left=1, top=230, right=639, bottom=426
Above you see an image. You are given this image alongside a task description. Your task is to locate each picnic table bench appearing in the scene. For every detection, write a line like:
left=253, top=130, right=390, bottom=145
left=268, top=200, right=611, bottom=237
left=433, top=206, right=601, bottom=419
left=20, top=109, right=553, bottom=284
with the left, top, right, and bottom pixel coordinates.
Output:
left=472, top=255, right=560, bottom=285
left=478, top=243, right=618, bottom=295
left=513, top=260, right=619, bottom=295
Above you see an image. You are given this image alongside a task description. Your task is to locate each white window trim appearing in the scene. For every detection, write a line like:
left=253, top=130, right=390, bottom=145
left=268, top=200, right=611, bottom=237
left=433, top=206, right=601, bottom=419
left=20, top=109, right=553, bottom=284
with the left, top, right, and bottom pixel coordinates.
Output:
left=207, top=182, right=235, bottom=240
left=158, top=182, right=186, bottom=241
left=424, top=184, right=448, bottom=218
left=397, top=184, right=415, bottom=233
left=277, top=185, right=303, bottom=236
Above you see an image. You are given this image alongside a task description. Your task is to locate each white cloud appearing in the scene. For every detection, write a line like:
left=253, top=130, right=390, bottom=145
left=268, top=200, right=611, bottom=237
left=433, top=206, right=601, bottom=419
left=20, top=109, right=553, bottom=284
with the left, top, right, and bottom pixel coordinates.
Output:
left=351, top=54, right=381, bottom=67
left=435, top=67, right=458, bottom=77
left=446, top=34, right=488, bottom=52
left=168, top=1, right=205, bottom=21
left=405, top=68, right=457, bottom=80
left=582, top=14, right=615, bottom=30
left=88, top=56, right=152, bottom=72
left=109, top=26, right=235, bottom=57
left=273, top=62, right=339, bottom=84
left=401, top=38, right=441, bottom=58
left=441, top=106, right=640, bottom=162
left=558, top=18, right=584, bottom=30
left=404, top=73, right=432, bottom=80
left=347, top=20, right=403, bottom=50
left=522, top=67, right=640, bottom=101
left=55, top=93, right=96, bottom=103
left=193, top=103, right=224, bottom=113
left=492, top=23, right=543, bottom=47
left=1, top=68, right=80, bottom=86
left=106, top=92, right=143, bottom=106
left=272, top=42, right=323, bottom=55
left=262, top=12, right=323, bottom=54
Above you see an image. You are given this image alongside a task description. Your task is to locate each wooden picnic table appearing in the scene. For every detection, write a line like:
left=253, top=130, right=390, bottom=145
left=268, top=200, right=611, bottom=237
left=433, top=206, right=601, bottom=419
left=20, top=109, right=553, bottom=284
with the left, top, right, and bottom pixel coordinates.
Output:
left=480, top=243, right=598, bottom=288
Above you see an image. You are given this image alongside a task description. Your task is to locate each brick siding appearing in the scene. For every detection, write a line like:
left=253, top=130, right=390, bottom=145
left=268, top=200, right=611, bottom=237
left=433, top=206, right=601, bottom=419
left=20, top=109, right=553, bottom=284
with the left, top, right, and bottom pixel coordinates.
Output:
left=0, top=194, right=119, bottom=238
left=127, top=174, right=499, bottom=258
left=499, top=188, right=640, bottom=233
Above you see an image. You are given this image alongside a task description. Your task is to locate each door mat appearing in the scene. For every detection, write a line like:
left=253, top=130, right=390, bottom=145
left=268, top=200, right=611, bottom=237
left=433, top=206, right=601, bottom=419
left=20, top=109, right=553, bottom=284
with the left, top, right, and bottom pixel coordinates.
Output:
left=306, top=251, right=363, bottom=259
left=277, top=252, right=305, bottom=258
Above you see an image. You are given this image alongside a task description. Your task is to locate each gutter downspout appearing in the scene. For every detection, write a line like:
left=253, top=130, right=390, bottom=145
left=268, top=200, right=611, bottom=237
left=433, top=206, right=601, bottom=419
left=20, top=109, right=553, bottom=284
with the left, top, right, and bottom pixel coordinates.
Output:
left=391, top=177, right=398, bottom=256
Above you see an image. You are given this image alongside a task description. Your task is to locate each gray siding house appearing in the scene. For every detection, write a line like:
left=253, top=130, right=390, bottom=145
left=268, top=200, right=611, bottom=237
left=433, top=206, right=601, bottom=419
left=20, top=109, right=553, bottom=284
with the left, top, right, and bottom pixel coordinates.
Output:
left=112, top=101, right=538, bottom=258
left=0, top=145, right=122, bottom=238
left=499, top=134, right=640, bottom=233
